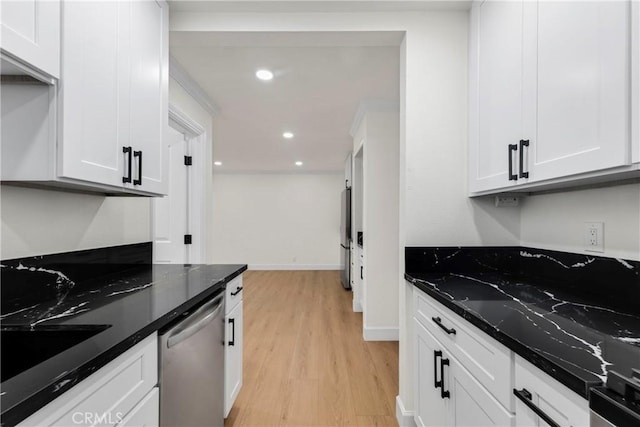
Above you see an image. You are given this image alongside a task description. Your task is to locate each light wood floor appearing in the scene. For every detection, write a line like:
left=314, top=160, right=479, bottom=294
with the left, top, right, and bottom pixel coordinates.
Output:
left=225, top=270, right=399, bottom=427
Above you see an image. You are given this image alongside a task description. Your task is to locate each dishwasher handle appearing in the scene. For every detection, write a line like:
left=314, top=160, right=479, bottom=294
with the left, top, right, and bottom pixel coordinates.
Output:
left=166, top=294, right=224, bottom=348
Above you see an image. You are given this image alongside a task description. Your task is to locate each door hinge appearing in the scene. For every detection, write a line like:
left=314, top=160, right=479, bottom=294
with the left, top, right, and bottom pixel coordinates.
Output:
left=184, top=234, right=192, bottom=245
left=184, top=156, right=193, bottom=166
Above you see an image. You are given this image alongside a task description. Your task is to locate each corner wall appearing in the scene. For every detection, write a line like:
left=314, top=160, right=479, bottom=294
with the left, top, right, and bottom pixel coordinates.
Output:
left=0, top=185, right=151, bottom=259
left=520, top=183, right=640, bottom=261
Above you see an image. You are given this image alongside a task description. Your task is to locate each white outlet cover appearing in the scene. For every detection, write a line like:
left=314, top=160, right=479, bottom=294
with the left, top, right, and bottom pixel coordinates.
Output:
left=584, top=222, right=604, bottom=253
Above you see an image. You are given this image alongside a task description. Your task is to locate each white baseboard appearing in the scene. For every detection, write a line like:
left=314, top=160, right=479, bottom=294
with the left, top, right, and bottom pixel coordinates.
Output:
left=352, top=299, right=363, bottom=312
left=363, top=326, right=399, bottom=341
left=247, top=264, right=341, bottom=270
left=396, top=396, right=416, bottom=427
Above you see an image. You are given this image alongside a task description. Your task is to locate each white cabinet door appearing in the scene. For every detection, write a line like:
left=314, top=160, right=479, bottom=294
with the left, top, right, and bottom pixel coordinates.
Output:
left=522, top=0, right=631, bottom=181
left=128, top=0, right=168, bottom=194
left=116, top=388, right=159, bottom=427
left=58, top=0, right=128, bottom=188
left=414, top=320, right=448, bottom=427
left=58, top=0, right=167, bottom=194
left=469, top=0, right=524, bottom=192
left=224, top=300, right=243, bottom=418
left=0, top=0, right=60, bottom=78
left=448, top=356, right=514, bottom=427
left=514, top=356, right=589, bottom=427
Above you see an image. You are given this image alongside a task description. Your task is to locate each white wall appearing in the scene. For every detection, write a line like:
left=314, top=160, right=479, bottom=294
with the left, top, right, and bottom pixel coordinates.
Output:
left=520, top=183, right=640, bottom=261
left=356, top=110, right=400, bottom=339
left=210, top=173, right=344, bottom=269
left=0, top=185, right=151, bottom=259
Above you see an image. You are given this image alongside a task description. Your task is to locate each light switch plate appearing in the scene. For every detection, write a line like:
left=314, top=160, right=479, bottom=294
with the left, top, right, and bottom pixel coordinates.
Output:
left=584, top=222, right=604, bottom=252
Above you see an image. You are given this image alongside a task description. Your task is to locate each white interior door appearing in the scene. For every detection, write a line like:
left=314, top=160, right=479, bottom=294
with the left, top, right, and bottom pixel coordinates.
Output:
left=153, top=126, right=188, bottom=264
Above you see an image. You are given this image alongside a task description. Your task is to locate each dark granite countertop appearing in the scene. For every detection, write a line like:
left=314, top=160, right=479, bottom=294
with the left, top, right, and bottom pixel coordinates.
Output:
left=0, top=243, right=247, bottom=426
left=405, top=247, right=640, bottom=400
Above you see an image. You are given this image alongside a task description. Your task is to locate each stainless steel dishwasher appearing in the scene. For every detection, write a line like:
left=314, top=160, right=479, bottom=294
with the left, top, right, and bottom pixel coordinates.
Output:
left=159, top=291, right=225, bottom=427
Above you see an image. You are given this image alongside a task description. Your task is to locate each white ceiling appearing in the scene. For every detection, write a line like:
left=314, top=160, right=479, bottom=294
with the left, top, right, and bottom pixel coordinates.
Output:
left=170, top=31, right=400, bottom=172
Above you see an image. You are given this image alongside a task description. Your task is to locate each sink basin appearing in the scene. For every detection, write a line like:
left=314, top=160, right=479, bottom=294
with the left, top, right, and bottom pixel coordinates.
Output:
left=0, top=324, right=111, bottom=382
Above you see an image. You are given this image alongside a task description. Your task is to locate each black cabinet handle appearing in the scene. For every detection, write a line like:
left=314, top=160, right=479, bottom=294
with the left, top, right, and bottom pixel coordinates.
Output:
left=432, top=317, right=456, bottom=335
left=508, top=144, right=518, bottom=181
left=122, top=146, right=132, bottom=183
left=519, top=139, right=529, bottom=179
left=133, top=150, right=142, bottom=185
left=513, top=388, right=560, bottom=427
left=230, top=286, right=243, bottom=296
left=434, top=350, right=443, bottom=389
left=360, top=266, right=363, bottom=280
left=440, top=357, right=450, bottom=399
left=228, top=318, right=235, bottom=346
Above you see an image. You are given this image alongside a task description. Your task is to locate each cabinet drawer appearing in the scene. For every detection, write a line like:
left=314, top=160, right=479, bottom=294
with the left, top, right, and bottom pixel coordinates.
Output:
left=414, top=290, right=513, bottom=410
left=514, top=356, right=589, bottom=427
left=225, top=275, right=243, bottom=314
left=19, top=333, right=158, bottom=427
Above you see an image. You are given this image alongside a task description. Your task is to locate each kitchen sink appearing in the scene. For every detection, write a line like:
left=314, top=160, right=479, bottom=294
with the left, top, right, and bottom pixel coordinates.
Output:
left=0, top=324, right=111, bottom=382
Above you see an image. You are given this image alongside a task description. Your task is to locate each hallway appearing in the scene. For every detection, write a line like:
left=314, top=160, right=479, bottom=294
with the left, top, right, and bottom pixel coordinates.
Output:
left=225, top=270, right=399, bottom=427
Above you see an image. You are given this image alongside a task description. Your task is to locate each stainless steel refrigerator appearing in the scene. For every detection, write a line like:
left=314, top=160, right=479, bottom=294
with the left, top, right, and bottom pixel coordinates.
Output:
left=340, top=188, right=352, bottom=289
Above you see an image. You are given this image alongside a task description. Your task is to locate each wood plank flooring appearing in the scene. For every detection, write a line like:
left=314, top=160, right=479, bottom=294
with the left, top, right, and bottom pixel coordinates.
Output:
left=225, top=271, right=399, bottom=427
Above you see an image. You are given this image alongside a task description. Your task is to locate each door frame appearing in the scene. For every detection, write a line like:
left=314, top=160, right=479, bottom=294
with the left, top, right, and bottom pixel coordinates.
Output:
left=152, top=103, right=206, bottom=263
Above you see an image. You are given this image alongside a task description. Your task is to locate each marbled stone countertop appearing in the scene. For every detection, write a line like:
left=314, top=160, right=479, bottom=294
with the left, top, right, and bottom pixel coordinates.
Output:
left=405, top=247, right=640, bottom=399
left=0, top=243, right=246, bottom=426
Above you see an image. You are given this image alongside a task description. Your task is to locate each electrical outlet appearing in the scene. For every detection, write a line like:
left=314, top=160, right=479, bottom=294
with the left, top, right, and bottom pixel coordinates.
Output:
left=495, top=196, right=520, bottom=207
left=584, top=222, right=604, bottom=252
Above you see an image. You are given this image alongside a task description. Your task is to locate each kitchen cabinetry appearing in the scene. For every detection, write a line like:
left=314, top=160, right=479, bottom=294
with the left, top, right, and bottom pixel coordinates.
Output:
left=414, top=320, right=514, bottom=427
left=413, top=288, right=514, bottom=427
left=225, top=275, right=244, bottom=418
left=1, top=0, right=168, bottom=196
left=59, top=0, right=168, bottom=195
left=18, top=333, right=158, bottom=427
left=353, top=244, right=364, bottom=312
left=412, top=285, right=592, bottom=427
left=469, top=0, right=633, bottom=194
left=0, top=0, right=60, bottom=78
left=514, top=356, right=589, bottom=427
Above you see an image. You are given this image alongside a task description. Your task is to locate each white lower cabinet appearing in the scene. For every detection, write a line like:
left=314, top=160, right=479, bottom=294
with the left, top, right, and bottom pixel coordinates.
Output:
left=18, top=333, right=158, bottom=427
left=414, top=320, right=513, bottom=427
left=413, top=286, right=589, bottom=427
left=224, top=275, right=244, bottom=418
left=116, top=388, right=159, bottom=427
left=514, top=356, right=589, bottom=427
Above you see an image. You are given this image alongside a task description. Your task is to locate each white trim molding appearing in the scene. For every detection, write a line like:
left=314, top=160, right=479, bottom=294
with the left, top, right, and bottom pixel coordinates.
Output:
left=247, top=264, right=341, bottom=271
left=396, top=396, right=416, bottom=427
left=363, top=326, right=399, bottom=341
left=169, top=55, right=220, bottom=116
left=349, top=99, right=400, bottom=137
left=353, top=299, right=363, bottom=313
left=169, top=104, right=206, bottom=138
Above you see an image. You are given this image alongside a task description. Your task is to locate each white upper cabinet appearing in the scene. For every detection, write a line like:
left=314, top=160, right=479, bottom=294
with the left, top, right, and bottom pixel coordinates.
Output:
left=522, top=0, right=630, bottom=181
left=469, top=0, right=524, bottom=193
left=470, top=0, right=634, bottom=194
left=59, top=1, right=127, bottom=188
left=59, top=0, right=168, bottom=195
left=128, top=0, right=168, bottom=194
left=1, top=0, right=60, bottom=78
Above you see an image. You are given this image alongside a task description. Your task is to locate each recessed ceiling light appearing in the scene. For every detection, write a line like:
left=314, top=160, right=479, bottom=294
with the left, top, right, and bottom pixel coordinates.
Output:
left=283, top=132, right=294, bottom=139
left=255, top=69, right=274, bottom=81
left=214, top=161, right=222, bottom=166
left=295, top=161, right=303, bottom=166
